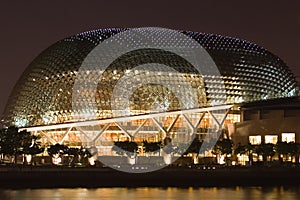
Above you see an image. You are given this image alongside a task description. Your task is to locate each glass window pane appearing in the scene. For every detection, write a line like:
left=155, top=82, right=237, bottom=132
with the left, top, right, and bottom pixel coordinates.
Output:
left=249, top=136, right=261, bottom=145
left=281, top=133, right=295, bottom=143
left=265, top=135, right=278, bottom=144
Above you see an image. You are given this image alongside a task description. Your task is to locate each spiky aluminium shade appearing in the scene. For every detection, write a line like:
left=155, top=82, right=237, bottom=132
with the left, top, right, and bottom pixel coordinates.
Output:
left=3, top=28, right=297, bottom=127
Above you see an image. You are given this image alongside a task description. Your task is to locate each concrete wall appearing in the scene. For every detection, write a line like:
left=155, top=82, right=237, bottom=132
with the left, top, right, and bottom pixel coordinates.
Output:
left=232, top=116, right=300, bottom=145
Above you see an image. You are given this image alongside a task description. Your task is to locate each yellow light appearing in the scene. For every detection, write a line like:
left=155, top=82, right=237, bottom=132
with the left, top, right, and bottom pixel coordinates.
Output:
left=128, top=157, right=136, bottom=165
left=163, top=153, right=172, bottom=165
left=88, top=157, right=95, bottom=165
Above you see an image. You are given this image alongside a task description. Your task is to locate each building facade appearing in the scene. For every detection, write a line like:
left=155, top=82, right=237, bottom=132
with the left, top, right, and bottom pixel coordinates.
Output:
left=233, top=97, right=300, bottom=145
left=2, top=28, right=298, bottom=159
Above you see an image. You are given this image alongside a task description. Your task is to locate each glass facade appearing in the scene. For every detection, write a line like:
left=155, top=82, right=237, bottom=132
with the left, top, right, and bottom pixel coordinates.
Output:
left=2, top=28, right=298, bottom=128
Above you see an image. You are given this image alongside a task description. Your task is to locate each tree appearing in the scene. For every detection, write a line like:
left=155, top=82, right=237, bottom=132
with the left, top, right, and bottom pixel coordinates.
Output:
left=23, top=135, right=44, bottom=165
left=212, top=138, right=233, bottom=165
left=143, top=141, right=162, bottom=155
left=184, top=138, right=202, bottom=155
left=0, top=126, right=34, bottom=164
left=162, top=137, right=173, bottom=154
left=65, top=147, right=80, bottom=166
left=47, top=143, right=69, bottom=156
left=22, top=135, right=43, bottom=154
left=235, top=142, right=254, bottom=166
left=276, top=141, right=290, bottom=162
left=112, top=141, right=139, bottom=165
left=184, top=138, right=203, bottom=164
left=78, top=147, right=92, bottom=159
left=288, top=142, right=300, bottom=163
left=254, top=143, right=275, bottom=163
left=275, top=142, right=300, bottom=163
left=112, top=141, right=138, bottom=157
left=47, top=143, right=69, bottom=165
left=77, top=147, right=93, bottom=166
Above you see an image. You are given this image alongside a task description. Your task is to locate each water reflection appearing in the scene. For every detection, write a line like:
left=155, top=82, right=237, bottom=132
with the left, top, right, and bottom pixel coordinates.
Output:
left=1, top=187, right=300, bottom=200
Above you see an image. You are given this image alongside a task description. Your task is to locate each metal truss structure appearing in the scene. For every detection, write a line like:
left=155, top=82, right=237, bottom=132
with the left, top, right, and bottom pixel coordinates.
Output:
left=20, top=104, right=234, bottom=155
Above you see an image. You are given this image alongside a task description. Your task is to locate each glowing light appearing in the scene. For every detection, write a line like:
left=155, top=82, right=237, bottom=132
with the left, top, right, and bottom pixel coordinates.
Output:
left=219, top=155, right=226, bottom=165
left=26, top=155, right=32, bottom=163
left=88, top=157, right=95, bottom=166
left=282, top=133, right=295, bottom=143
left=265, top=135, right=278, bottom=144
left=163, top=153, right=172, bottom=165
left=52, top=155, right=62, bottom=165
left=14, top=117, right=28, bottom=127
left=128, top=157, right=136, bottom=165
left=249, top=136, right=262, bottom=145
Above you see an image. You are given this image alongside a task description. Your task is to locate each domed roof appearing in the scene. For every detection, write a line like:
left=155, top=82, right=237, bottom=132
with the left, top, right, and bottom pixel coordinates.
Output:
left=3, top=28, right=297, bottom=127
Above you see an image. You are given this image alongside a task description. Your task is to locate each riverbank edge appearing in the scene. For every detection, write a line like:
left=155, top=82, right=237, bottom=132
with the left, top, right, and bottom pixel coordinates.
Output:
left=0, top=167, right=300, bottom=189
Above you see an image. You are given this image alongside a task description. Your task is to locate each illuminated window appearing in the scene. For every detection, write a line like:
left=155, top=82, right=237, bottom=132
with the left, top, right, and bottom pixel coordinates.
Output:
left=265, top=135, right=278, bottom=144
left=282, top=133, right=295, bottom=143
left=249, top=136, right=261, bottom=145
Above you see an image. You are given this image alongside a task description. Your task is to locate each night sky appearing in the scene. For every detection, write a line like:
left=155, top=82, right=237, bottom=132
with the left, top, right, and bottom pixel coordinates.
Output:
left=0, top=1, right=299, bottom=116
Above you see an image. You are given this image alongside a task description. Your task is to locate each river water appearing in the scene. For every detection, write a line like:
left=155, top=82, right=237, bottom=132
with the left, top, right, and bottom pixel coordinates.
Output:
left=1, top=187, right=300, bottom=200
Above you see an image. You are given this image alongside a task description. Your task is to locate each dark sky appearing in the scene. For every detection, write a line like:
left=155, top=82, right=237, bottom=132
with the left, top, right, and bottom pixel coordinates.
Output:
left=0, top=1, right=299, bottom=116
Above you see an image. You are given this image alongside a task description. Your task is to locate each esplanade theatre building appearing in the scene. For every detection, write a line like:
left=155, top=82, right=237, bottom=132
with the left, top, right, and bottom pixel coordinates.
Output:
left=2, top=28, right=299, bottom=157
